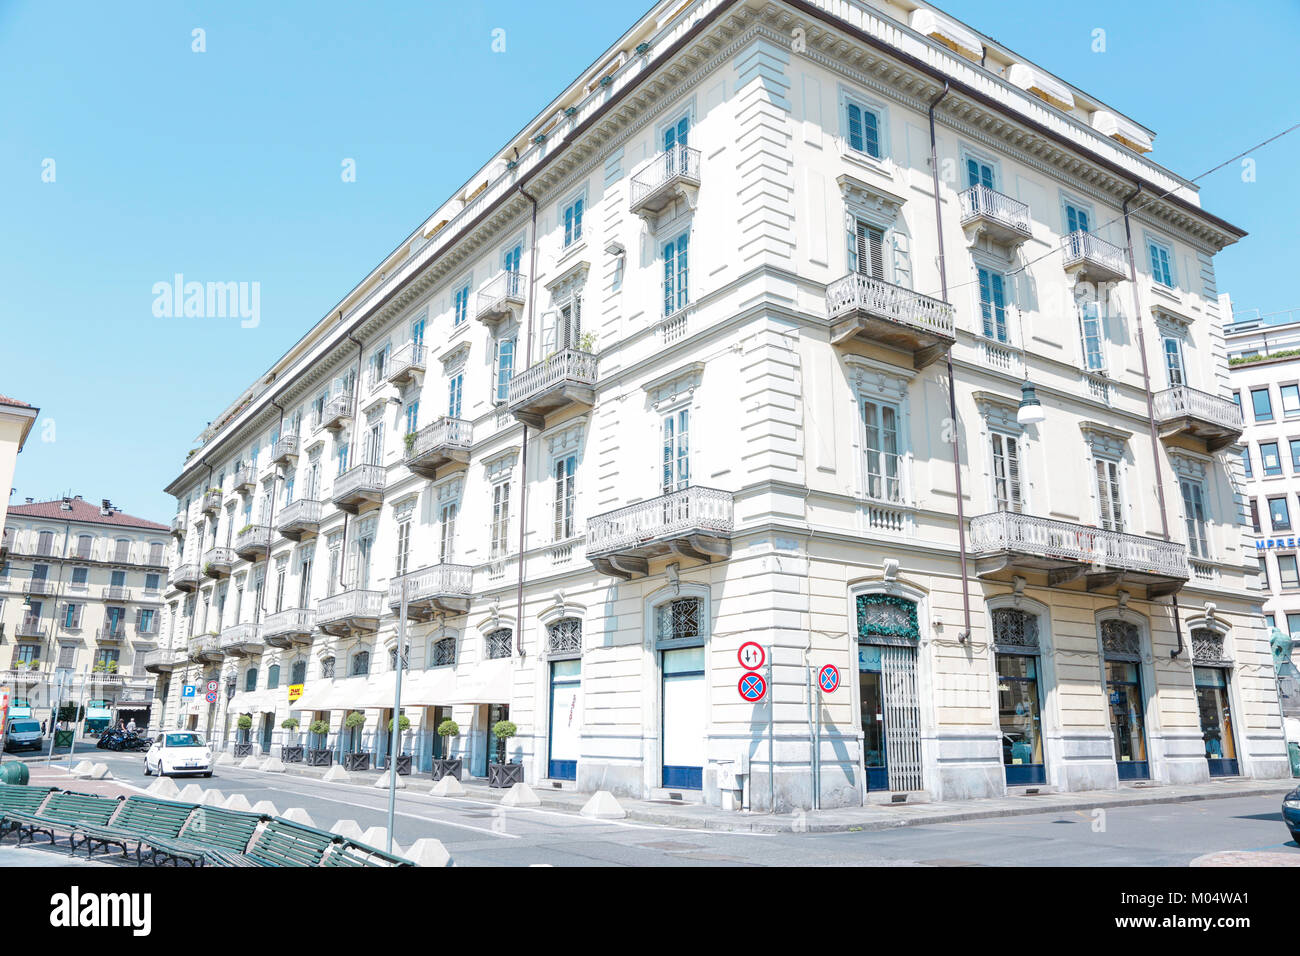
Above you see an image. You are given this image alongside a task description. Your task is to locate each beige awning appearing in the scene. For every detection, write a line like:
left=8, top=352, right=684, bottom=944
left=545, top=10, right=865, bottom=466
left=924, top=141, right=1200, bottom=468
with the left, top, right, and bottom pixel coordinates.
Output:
left=444, top=658, right=514, bottom=705
left=401, top=667, right=460, bottom=707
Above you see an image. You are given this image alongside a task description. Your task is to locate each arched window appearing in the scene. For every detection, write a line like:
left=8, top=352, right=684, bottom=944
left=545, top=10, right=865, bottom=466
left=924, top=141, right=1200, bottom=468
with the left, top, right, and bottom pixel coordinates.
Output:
left=148, top=542, right=165, bottom=565
left=655, top=598, right=702, bottom=643
left=1099, top=615, right=1148, bottom=780
left=856, top=594, right=919, bottom=644
left=320, top=656, right=335, bottom=679
left=548, top=618, right=582, bottom=655
left=388, top=645, right=409, bottom=671
left=991, top=608, right=1039, bottom=650
left=266, top=664, right=280, bottom=689
left=485, top=628, right=512, bottom=660
left=114, top=538, right=131, bottom=562
left=244, top=667, right=258, bottom=692
left=350, top=651, right=370, bottom=677
left=431, top=637, right=456, bottom=668
left=76, top=534, right=93, bottom=559
left=291, top=659, right=307, bottom=685
left=37, top=530, right=54, bottom=555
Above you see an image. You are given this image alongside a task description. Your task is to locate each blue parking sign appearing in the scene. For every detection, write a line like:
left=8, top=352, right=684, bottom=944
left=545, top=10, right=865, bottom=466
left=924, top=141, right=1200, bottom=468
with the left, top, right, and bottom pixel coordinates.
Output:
left=181, top=684, right=196, bottom=698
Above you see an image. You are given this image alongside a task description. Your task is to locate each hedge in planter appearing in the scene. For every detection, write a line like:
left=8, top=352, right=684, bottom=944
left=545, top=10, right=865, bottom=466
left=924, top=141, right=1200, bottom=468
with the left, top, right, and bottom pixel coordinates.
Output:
left=386, top=714, right=413, bottom=775
left=233, top=714, right=255, bottom=757
left=488, top=720, right=522, bottom=788
left=342, top=712, right=370, bottom=771
left=281, top=717, right=303, bottom=762
left=306, top=719, right=333, bottom=766
left=431, top=718, right=462, bottom=781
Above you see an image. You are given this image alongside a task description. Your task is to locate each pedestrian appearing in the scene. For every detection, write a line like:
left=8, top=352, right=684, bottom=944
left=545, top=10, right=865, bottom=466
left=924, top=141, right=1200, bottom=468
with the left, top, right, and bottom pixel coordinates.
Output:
left=127, top=717, right=137, bottom=734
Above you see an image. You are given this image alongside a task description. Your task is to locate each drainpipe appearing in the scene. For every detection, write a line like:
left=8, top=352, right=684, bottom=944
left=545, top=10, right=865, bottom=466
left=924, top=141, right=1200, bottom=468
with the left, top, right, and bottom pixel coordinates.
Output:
left=340, top=332, right=365, bottom=594
left=1121, top=186, right=1185, bottom=658
left=264, top=400, right=286, bottom=621
left=513, top=185, right=540, bottom=657
left=928, top=82, right=973, bottom=644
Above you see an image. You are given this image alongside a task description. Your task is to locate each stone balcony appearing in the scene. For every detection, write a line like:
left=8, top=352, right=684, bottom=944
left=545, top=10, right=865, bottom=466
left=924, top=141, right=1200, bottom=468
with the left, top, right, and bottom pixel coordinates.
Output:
left=332, top=463, right=386, bottom=514
left=220, top=622, right=263, bottom=657
left=475, top=271, right=526, bottom=325
left=231, top=465, right=257, bottom=495
left=586, top=486, right=735, bottom=579
left=276, top=499, right=323, bottom=542
left=630, top=145, right=701, bottom=220
left=97, top=625, right=126, bottom=644
left=506, top=348, right=597, bottom=429
left=1152, top=386, right=1244, bottom=452
left=969, top=511, right=1189, bottom=599
left=959, top=185, right=1032, bottom=247
left=187, top=633, right=225, bottom=664
left=101, top=586, right=132, bottom=603
left=1062, top=230, right=1129, bottom=285
left=234, top=525, right=272, bottom=561
left=386, top=342, right=427, bottom=387
left=15, top=616, right=45, bottom=639
left=141, top=647, right=181, bottom=674
left=404, top=417, right=472, bottom=479
left=387, top=564, right=473, bottom=622
left=262, top=608, right=316, bottom=648
left=271, top=435, right=300, bottom=467
left=316, top=589, right=385, bottom=637
left=826, top=274, right=956, bottom=370
left=170, top=563, right=200, bottom=592
left=202, top=547, right=236, bottom=579
left=320, top=391, right=354, bottom=432
left=170, top=514, right=186, bottom=538
left=201, top=489, right=223, bottom=515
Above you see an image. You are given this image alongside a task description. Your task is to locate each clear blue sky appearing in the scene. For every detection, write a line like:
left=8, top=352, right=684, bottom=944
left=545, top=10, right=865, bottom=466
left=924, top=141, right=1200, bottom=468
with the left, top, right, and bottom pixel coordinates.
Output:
left=2, top=0, right=1297, bottom=520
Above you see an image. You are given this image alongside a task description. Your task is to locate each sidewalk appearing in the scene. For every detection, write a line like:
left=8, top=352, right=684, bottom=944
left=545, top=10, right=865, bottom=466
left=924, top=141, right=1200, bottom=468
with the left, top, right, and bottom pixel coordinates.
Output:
left=226, top=755, right=1298, bottom=833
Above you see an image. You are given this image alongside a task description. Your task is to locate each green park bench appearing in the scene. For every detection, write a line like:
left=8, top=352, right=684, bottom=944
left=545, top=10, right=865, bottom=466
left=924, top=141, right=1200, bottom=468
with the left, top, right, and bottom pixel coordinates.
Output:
left=70, top=795, right=205, bottom=865
left=1, top=790, right=120, bottom=851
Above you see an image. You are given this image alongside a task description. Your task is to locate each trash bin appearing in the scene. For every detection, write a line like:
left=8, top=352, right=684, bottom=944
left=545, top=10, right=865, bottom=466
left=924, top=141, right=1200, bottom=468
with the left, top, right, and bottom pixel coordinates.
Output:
left=1289, top=742, right=1300, bottom=778
left=0, top=761, right=31, bottom=786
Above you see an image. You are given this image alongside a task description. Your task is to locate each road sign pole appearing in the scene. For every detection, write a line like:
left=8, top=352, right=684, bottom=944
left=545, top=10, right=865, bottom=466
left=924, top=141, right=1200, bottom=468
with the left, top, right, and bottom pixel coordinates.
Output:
left=767, top=652, right=774, bottom=815
left=67, top=670, right=88, bottom=767
left=386, top=575, right=408, bottom=855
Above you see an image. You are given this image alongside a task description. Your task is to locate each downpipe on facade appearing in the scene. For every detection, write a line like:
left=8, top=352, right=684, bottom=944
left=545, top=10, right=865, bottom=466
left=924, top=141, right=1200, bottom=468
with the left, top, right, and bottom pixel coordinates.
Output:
left=514, top=184, right=540, bottom=658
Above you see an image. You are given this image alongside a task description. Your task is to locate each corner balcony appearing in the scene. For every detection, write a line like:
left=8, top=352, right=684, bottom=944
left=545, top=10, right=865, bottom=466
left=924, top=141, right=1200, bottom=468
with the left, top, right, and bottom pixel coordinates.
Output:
left=959, top=185, right=1032, bottom=247
left=234, top=525, right=272, bottom=561
left=586, top=486, right=735, bottom=579
left=271, top=435, right=300, bottom=467
left=170, top=514, right=186, bottom=538
left=262, top=608, right=316, bottom=648
left=96, top=625, right=126, bottom=645
left=15, top=617, right=46, bottom=639
left=1062, top=231, right=1129, bottom=285
left=23, top=579, right=53, bottom=597
left=404, top=417, right=472, bottom=479
left=506, top=348, right=597, bottom=429
left=202, top=547, right=236, bottom=579
left=232, top=465, right=257, bottom=495
left=630, top=145, right=701, bottom=220
left=276, top=498, right=323, bottom=541
left=332, top=463, right=386, bottom=514
left=316, top=589, right=384, bottom=637
left=220, top=622, right=263, bottom=657
left=141, top=648, right=179, bottom=674
left=386, top=342, right=427, bottom=387
left=388, top=564, right=472, bottom=622
left=170, top=563, right=200, bottom=592
left=826, top=274, right=955, bottom=370
left=1153, top=386, right=1244, bottom=452
left=475, top=271, right=526, bottom=326
left=188, top=633, right=224, bottom=664
left=101, top=585, right=132, bottom=603
left=320, top=392, right=353, bottom=432
left=200, top=489, right=223, bottom=516
left=969, top=511, right=1189, bottom=599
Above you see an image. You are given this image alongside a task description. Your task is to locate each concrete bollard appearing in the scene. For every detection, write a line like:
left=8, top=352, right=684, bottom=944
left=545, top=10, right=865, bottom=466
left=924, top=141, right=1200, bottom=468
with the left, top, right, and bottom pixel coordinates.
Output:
left=430, top=775, right=465, bottom=797
left=178, top=784, right=206, bottom=804
left=322, top=765, right=352, bottom=783
left=281, top=807, right=316, bottom=828
left=373, top=773, right=407, bottom=789
left=198, top=789, right=226, bottom=806
left=249, top=800, right=279, bottom=817
left=146, top=777, right=181, bottom=800
left=70, top=760, right=95, bottom=778
left=405, top=838, right=453, bottom=867
left=580, top=790, right=626, bottom=820
left=223, top=793, right=253, bottom=812
left=500, top=782, right=541, bottom=807
left=330, top=819, right=365, bottom=842
left=259, top=757, right=286, bottom=773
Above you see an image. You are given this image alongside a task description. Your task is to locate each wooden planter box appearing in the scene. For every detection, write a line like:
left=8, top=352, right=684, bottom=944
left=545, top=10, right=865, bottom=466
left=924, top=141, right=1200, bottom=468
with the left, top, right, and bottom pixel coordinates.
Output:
left=343, top=751, right=372, bottom=772
left=233, top=742, right=255, bottom=758
left=488, top=761, right=524, bottom=788
left=54, top=730, right=75, bottom=748
left=306, top=748, right=333, bottom=767
left=282, top=746, right=304, bottom=764
left=430, top=758, right=462, bottom=781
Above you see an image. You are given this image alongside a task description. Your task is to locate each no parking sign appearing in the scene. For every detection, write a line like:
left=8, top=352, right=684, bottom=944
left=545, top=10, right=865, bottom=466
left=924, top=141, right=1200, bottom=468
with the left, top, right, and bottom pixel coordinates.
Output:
left=818, top=664, right=840, bottom=694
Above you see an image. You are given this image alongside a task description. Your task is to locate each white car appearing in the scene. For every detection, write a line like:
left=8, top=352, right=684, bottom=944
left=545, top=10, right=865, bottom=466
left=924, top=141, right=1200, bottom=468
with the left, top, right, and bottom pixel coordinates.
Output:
left=144, top=731, right=213, bottom=777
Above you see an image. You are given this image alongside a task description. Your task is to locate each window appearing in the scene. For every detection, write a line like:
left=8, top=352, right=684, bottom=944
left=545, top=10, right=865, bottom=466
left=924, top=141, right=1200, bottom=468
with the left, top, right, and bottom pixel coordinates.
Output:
left=543, top=298, right=582, bottom=354
left=1280, top=554, right=1300, bottom=590
left=1292, top=439, right=1300, bottom=471
left=1078, top=300, right=1105, bottom=371
left=336, top=441, right=350, bottom=476
left=1241, top=447, right=1253, bottom=479
left=547, top=618, right=582, bottom=655
left=291, top=659, right=306, bottom=685
left=1269, top=496, right=1292, bottom=532
left=554, top=455, right=577, bottom=540
left=849, top=219, right=884, bottom=279
left=363, top=421, right=383, bottom=466
left=350, top=651, right=370, bottom=677
left=655, top=598, right=702, bottom=643
left=1282, top=384, right=1300, bottom=418
left=139, top=609, right=156, bottom=634
left=862, top=400, right=901, bottom=502
left=485, top=628, right=512, bottom=660
left=494, top=338, right=515, bottom=404
left=1148, top=238, right=1174, bottom=287
left=76, top=534, right=92, bottom=559
left=1251, top=387, right=1273, bottom=422
left=991, top=432, right=1023, bottom=512
left=395, top=519, right=411, bottom=578
left=844, top=98, right=881, bottom=157
left=662, top=409, right=690, bottom=494
left=404, top=400, right=419, bottom=437
left=1260, top=442, right=1282, bottom=477
left=1257, top=555, right=1269, bottom=591
left=369, top=344, right=390, bottom=388
left=563, top=194, right=584, bottom=247
left=1064, top=200, right=1091, bottom=234
left=1095, top=458, right=1124, bottom=532
left=663, top=232, right=689, bottom=316
left=1180, top=477, right=1209, bottom=559
left=311, top=392, right=326, bottom=428
left=448, top=373, right=463, bottom=419
left=1288, top=613, right=1300, bottom=635
left=320, top=656, right=335, bottom=679
left=491, top=482, right=511, bottom=559
left=965, top=155, right=994, bottom=190
left=977, top=267, right=1008, bottom=342
left=439, top=502, right=457, bottom=564
left=431, top=637, right=456, bottom=668
left=453, top=284, right=470, bottom=327
left=266, top=664, right=280, bottom=690
left=71, top=567, right=88, bottom=588
left=1249, top=499, right=1261, bottom=534
left=64, top=604, right=81, bottom=628
left=244, top=668, right=258, bottom=692
left=1163, top=337, right=1185, bottom=388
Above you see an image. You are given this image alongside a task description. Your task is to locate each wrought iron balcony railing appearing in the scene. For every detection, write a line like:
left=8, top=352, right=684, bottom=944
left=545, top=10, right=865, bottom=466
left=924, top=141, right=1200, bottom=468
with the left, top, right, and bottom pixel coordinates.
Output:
left=276, top=498, right=323, bottom=541
left=388, top=564, right=473, bottom=619
left=316, top=589, right=385, bottom=635
left=958, top=185, right=1032, bottom=243
left=321, top=391, right=354, bottom=431
left=1062, top=230, right=1129, bottom=283
left=506, top=348, right=597, bottom=428
left=201, top=489, right=224, bottom=514
left=101, top=586, right=132, bottom=602
left=386, top=342, right=427, bottom=386
left=262, top=607, right=316, bottom=646
left=332, top=463, right=386, bottom=513
left=404, top=417, right=472, bottom=478
left=586, top=486, right=734, bottom=578
left=271, top=435, right=300, bottom=466
left=1152, top=386, right=1244, bottom=452
left=630, top=145, right=701, bottom=217
left=232, top=465, right=257, bottom=494
left=475, top=271, right=526, bottom=324
left=15, top=616, right=45, bottom=639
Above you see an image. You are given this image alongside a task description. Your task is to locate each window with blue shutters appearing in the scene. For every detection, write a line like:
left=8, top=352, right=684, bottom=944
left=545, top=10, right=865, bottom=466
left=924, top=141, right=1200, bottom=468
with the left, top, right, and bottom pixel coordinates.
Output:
left=978, top=267, right=1009, bottom=342
left=1148, top=238, right=1174, bottom=287
left=1064, top=201, right=1091, bottom=234
left=563, top=195, right=584, bottom=247
left=663, top=232, right=689, bottom=316
left=448, top=373, right=463, bottom=419
left=966, top=156, right=994, bottom=190
left=495, top=338, right=515, bottom=404
left=663, top=113, right=689, bottom=152
left=845, top=99, right=881, bottom=158
left=453, top=283, right=470, bottom=326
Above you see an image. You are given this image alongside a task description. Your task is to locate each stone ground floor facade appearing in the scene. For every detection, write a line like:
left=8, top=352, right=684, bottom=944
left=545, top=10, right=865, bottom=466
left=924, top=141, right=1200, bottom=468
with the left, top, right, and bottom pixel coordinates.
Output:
left=149, top=531, right=1288, bottom=811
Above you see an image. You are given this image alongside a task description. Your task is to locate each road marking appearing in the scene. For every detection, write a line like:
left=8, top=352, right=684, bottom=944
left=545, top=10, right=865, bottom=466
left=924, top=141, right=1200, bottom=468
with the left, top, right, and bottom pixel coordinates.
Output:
left=254, top=785, right=522, bottom=839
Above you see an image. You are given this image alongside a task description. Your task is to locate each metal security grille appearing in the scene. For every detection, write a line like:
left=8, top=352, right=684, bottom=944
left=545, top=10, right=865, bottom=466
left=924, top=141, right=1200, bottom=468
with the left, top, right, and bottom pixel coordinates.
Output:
left=548, top=618, right=582, bottom=655
left=655, top=598, right=701, bottom=642
left=432, top=637, right=456, bottom=667
left=881, top=645, right=922, bottom=792
left=485, top=629, right=512, bottom=660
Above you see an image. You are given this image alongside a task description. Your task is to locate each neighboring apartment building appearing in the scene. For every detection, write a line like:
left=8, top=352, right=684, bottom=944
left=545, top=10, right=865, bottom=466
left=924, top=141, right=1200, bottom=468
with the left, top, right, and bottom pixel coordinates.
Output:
left=0, top=496, right=171, bottom=728
left=1227, top=310, right=1300, bottom=644
left=151, top=0, right=1284, bottom=810
left=0, top=395, right=39, bottom=559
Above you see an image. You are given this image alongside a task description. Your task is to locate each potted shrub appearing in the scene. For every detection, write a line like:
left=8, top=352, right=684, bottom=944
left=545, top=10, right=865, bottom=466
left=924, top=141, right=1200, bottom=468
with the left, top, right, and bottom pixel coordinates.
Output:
left=488, top=720, right=522, bottom=788
left=280, top=717, right=303, bottom=763
left=403, top=431, right=417, bottom=455
left=386, top=714, right=412, bottom=774
left=233, top=714, right=255, bottom=757
left=431, top=718, right=461, bottom=781
left=342, top=711, right=370, bottom=771
left=306, top=719, right=333, bottom=767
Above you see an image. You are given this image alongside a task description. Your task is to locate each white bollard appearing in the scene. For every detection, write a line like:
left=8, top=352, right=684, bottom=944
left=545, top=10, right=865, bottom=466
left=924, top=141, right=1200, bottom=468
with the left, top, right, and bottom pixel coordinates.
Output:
left=430, top=775, right=465, bottom=797
left=580, top=790, right=627, bottom=820
left=405, top=838, right=453, bottom=867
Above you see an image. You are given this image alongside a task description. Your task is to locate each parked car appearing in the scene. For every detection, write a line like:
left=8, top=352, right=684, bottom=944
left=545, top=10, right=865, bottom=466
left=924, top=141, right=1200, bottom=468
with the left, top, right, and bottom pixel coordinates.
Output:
left=143, top=731, right=212, bottom=777
left=1284, top=787, right=1300, bottom=845
left=3, top=719, right=44, bottom=753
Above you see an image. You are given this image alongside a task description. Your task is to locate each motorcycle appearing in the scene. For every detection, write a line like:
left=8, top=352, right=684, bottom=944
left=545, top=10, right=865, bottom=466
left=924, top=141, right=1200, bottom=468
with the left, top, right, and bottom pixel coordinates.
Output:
left=96, top=728, right=149, bottom=752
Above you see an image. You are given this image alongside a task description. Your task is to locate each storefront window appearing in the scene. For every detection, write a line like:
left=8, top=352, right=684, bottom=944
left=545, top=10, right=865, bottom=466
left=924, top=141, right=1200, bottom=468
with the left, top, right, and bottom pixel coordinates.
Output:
left=1105, top=660, right=1148, bottom=776
left=997, top=654, right=1044, bottom=783
left=1195, top=667, right=1238, bottom=776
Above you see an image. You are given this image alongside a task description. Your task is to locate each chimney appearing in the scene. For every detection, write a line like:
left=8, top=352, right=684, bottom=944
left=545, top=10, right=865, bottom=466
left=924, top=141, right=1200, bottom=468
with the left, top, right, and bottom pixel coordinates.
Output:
left=24, top=497, right=32, bottom=504
left=100, top=498, right=112, bottom=517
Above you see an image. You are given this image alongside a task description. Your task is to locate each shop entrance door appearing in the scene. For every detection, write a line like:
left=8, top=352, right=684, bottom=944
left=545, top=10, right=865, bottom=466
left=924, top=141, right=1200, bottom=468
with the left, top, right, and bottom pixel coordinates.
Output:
left=859, top=643, right=922, bottom=792
left=661, top=647, right=705, bottom=789
left=548, top=661, right=581, bottom=780
left=1195, top=667, right=1238, bottom=777
left=1106, top=661, right=1149, bottom=780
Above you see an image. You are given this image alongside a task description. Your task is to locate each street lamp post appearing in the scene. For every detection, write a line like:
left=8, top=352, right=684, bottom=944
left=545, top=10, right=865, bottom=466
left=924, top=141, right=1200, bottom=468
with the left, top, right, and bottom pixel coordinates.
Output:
left=385, top=574, right=408, bottom=855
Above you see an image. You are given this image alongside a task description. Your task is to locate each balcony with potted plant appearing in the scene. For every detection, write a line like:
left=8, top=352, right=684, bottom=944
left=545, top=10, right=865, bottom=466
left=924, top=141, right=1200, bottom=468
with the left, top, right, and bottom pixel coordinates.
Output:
left=233, top=524, right=272, bottom=561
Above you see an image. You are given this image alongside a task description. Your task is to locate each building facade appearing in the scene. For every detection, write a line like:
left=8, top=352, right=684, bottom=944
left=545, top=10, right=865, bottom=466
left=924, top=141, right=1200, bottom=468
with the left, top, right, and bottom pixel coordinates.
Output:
left=0, top=395, right=38, bottom=558
left=152, top=0, right=1285, bottom=809
left=1, top=497, right=171, bottom=729
left=1227, top=312, right=1300, bottom=643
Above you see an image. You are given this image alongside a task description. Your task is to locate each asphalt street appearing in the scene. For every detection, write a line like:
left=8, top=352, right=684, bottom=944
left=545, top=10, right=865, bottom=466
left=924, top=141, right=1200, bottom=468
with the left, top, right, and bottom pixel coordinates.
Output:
left=11, top=749, right=1295, bottom=867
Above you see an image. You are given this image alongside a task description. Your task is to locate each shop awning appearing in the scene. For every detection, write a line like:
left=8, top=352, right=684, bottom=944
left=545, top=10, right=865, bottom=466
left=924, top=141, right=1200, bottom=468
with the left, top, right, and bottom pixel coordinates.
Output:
left=401, top=667, right=460, bottom=707
left=445, top=658, right=514, bottom=705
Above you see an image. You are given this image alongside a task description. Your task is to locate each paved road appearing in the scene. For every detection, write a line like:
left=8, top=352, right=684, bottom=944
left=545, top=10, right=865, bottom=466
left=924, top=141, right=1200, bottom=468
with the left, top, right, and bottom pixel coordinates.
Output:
left=16, top=751, right=1300, bottom=866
